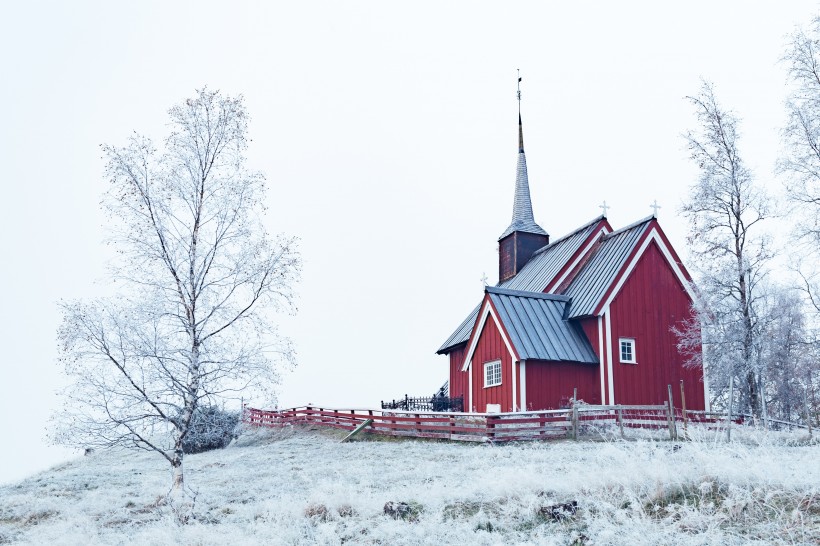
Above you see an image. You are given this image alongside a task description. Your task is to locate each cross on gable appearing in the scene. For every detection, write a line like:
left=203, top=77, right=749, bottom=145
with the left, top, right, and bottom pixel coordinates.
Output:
left=650, top=200, right=661, bottom=216
left=599, top=201, right=609, bottom=217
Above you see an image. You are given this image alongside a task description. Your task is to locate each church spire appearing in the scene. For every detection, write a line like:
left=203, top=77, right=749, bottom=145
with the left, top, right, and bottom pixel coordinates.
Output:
left=497, top=73, right=550, bottom=283
left=499, top=78, right=547, bottom=240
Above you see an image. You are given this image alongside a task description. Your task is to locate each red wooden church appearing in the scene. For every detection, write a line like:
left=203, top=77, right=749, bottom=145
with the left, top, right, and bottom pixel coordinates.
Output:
left=437, top=113, right=708, bottom=413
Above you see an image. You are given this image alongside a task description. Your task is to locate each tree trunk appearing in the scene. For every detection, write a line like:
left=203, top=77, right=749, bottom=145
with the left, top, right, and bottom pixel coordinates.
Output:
left=727, top=373, right=734, bottom=442
left=172, top=448, right=185, bottom=493
left=737, top=251, right=760, bottom=419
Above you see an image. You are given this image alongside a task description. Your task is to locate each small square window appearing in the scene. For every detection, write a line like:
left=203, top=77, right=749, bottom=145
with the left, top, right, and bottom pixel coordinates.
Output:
left=484, top=360, right=502, bottom=387
left=620, top=338, right=636, bottom=363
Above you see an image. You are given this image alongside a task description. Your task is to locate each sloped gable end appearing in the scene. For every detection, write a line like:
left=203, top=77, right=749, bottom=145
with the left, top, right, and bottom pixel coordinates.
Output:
left=593, top=225, right=695, bottom=316
left=461, top=297, right=519, bottom=371
left=461, top=287, right=599, bottom=371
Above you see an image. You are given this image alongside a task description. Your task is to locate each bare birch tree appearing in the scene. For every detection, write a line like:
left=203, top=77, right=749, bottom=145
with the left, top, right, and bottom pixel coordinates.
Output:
left=781, top=17, right=820, bottom=319
left=55, top=88, right=300, bottom=510
left=761, top=287, right=817, bottom=426
left=781, top=17, right=820, bottom=247
left=680, top=81, right=772, bottom=418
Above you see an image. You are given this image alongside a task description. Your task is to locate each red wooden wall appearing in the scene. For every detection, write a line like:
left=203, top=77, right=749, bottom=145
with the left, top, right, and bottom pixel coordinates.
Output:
left=525, top=360, right=601, bottom=410
left=448, top=345, right=468, bottom=403
left=607, top=241, right=705, bottom=409
left=468, top=317, right=515, bottom=412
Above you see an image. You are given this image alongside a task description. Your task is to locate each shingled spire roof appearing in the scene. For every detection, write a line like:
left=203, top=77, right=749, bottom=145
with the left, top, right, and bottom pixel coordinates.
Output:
left=499, top=113, right=548, bottom=240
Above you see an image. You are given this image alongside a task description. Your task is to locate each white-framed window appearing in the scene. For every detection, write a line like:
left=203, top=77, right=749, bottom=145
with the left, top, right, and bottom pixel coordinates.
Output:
left=484, top=359, right=502, bottom=387
left=619, top=338, right=636, bottom=364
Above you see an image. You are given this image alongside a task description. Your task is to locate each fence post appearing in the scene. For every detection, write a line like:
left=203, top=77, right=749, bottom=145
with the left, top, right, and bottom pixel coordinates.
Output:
left=680, top=379, right=688, bottom=440
left=667, top=384, right=677, bottom=441
left=617, top=405, right=624, bottom=438
left=572, top=388, right=579, bottom=441
left=405, top=394, right=409, bottom=411
left=486, top=414, right=495, bottom=443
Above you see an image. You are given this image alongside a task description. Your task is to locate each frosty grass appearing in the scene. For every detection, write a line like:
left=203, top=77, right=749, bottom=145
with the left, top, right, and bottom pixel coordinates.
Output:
left=1, top=424, right=818, bottom=545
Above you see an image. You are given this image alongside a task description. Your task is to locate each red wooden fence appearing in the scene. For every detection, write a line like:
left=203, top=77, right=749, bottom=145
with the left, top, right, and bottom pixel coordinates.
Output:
left=243, top=404, right=687, bottom=443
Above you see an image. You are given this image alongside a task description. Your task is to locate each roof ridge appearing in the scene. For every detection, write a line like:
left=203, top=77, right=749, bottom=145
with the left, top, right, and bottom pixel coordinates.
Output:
left=530, top=215, right=606, bottom=257
left=603, top=215, right=655, bottom=239
left=486, top=286, right=570, bottom=302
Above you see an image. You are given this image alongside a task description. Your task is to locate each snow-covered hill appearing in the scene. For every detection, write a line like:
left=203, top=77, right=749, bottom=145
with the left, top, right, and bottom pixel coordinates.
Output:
left=1, top=425, right=818, bottom=545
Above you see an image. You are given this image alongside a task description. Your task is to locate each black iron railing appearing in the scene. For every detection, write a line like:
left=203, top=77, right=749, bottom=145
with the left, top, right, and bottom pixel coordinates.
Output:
left=381, top=393, right=464, bottom=412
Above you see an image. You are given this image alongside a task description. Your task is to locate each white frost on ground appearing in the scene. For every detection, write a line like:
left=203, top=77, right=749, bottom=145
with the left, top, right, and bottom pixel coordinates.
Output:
left=0, top=424, right=818, bottom=545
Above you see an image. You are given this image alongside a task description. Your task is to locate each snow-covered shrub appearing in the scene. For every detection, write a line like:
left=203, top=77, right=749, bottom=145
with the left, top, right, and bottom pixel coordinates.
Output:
left=180, top=406, right=240, bottom=454
left=303, top=502, right=331, bottom=522
left=383, top=501, right=423, bottom=522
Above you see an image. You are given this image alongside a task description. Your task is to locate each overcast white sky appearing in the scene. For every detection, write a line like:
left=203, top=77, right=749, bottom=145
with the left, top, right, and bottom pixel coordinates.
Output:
left=1, top=1, right=817, bottom=485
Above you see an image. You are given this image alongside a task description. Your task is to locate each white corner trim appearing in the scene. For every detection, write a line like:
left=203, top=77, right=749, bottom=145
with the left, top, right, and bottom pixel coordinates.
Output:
left=598, top=315, right=605, bottom=404
left=512, top=359, right=517, bottom=412
left=520, top=360, right=527, bottom=411
left=703, top=363, right=711, bottom=413
left=604, top=307, right=615, bottom=405
left=468, top=360, right=473, bottom=412
left=461, top=301, right=518, bottom=372
left=549, top=227, right=610, bottom=292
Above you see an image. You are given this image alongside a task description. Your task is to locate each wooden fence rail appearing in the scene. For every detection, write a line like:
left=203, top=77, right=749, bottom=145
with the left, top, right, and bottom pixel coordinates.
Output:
left=243, top=403, right=682, bottom=443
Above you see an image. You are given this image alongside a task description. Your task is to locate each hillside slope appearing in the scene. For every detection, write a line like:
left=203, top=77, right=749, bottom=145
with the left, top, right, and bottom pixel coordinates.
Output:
left=1, top=426, right=818, bottom=545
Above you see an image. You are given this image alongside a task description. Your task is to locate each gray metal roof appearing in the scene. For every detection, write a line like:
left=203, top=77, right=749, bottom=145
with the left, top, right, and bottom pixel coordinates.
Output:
left=562, top=217, right=652, bottom=318
left=499, top=216, right=605, bottom=292
left=487, top=287, right=598, bottom=363
left=439, top=216, right=605, bottom=355
left=499, top=118, right=547, bottom=240
left=437, top=216, right=652, bottom=355
left=436, top=304, right=480, bottom=354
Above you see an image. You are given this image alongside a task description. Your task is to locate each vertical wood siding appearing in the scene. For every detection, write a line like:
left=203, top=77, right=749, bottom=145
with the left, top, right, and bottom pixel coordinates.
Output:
left=577, top=317, right=600, bottom=356
left=524, top=361, right=601, bottom=409
left=470, top=317, right=514, bottom=412
left=608, top=241, right=706, bottom=409
left=448, top=345, right=468, bottom=402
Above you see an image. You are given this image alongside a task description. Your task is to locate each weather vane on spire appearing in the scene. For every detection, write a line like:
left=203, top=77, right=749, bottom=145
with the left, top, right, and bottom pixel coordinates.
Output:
left=517, top=69, right=522, bottom=113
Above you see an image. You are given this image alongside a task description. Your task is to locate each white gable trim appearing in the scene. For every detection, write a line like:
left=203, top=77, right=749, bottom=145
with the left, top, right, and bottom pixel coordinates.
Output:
left=548, top=227, right=610, bottom=292
left=461, top=300, right=518, bottom=372
left=598, top=227, right=695, bottom=314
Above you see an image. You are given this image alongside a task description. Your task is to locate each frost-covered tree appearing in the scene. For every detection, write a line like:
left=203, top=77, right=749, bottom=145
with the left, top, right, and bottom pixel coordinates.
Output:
left=56, top=88, right=300, bottom=509
left=680, top=81, right=772, bottom=419
left=760, top=288, right=818, bottom=426
left=781, top=17, right=820, bottom=248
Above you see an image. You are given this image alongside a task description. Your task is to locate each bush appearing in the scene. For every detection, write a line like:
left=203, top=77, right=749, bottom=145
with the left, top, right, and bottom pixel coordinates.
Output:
left=181, top=406, right=240, bottom=454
